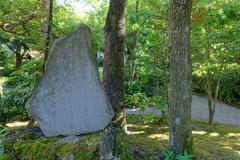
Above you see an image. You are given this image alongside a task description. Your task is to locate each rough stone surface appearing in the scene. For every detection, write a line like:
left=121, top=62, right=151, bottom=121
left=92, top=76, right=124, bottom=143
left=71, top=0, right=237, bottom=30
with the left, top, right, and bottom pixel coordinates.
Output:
left=26, top=24, right=114, bottom=137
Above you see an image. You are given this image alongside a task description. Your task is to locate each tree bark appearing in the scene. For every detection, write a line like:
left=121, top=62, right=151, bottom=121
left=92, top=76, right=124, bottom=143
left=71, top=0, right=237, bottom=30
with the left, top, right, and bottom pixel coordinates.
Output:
left=207, top=75, right=221, bottom=124
left=207, top=71, right=214, bottom=124
left=103, top=0, right=127, bottom=130
left=15, top=52, right=23, bottom=70
left=15, top=41, right=24, bottom=70
left=44, top=0, right=53, bottom=64
left=168, top=0, right=193, bottom=154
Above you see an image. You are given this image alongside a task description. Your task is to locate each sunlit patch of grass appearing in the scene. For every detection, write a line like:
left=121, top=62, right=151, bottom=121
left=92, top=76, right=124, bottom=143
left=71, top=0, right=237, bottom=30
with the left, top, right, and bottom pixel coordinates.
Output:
left=192, top=131, right=207, bottom=135
left=6, top=121, right=29, bottom=128
left=125, top=116, right=240, bottom=160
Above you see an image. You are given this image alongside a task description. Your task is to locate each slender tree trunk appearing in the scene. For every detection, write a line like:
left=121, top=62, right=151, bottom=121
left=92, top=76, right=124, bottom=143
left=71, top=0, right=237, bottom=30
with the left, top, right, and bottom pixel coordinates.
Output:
left=205, top=23, right=217, bottom=124
left=15, top=52, right=23, bottom=70
left=207, top=71, right=214, bottom=124
left=15, top=42, right=23, bottom=70
left=44, top=0, right=53, bottom=64
left=168, top=0, right=193, bottom=154
left=103, top=0, right=127, bottom=130
left=208, top=75, right=221, bottom=124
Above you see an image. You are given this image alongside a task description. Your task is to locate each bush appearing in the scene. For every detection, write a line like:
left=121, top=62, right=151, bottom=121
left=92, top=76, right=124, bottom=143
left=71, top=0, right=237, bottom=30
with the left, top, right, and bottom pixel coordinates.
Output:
left=193, top=65, right=240, bottom=106
left=0, top=50, right=14, bottom=76
left=0, top=60, right=43, bottom=124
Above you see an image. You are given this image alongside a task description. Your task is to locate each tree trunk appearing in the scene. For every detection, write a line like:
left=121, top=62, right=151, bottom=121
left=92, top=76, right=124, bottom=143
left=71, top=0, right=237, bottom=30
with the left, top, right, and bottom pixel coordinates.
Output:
left=103, top=0, right=127, bottom=130
left=15, top=42, right=23, bottom=70
left=44, top=0, right=53, bottom=64
left=208, top=75, right=221, bottom=124
left=168, top=0, right=193, bottom=154
left=207, top=71, right=214, bottom=124
left=15, top=52, right=23, bottom=70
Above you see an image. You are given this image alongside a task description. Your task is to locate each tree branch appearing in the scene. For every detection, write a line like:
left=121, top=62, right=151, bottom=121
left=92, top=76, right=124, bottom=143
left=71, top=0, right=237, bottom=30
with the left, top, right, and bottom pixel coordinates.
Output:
left=0, top=11, right=37, bottom=35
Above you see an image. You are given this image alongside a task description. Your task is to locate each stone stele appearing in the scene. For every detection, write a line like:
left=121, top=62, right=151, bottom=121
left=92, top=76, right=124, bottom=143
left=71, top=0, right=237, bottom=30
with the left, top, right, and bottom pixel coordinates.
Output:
left=26, top=24, right=114, bottom=137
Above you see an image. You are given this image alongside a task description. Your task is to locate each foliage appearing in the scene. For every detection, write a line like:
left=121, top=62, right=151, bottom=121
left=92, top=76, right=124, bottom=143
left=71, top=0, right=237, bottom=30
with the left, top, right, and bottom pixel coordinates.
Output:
left=163, top=150, right=175, bottom=160
left=175, top=151, right=194, bottom=160
left=0, top=60, right=42, bottom=123
left=0, top=48, right=14, bottom=76
left=0, top=125, right=10, bottom=141
left=125, top=93, right=167, bottom=123
left=191, top=0, right=240, bottom=107
left=162, top=150, right=193, bottom=160
left=125, top=92, right=167, bottom=110
left=124, top=0, right=169, bottom=102
left=193, top=64, right=240, bottom=106
left=125, top=92, right=149, bottom=109
left=0, top=0, right=45, bottom=50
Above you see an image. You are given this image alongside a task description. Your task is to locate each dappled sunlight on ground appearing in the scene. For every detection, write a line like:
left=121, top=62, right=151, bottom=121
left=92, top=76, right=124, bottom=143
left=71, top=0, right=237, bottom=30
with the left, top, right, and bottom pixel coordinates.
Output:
left=126, top=130, right=145, bottom=135
left=125, top=116, right=240, bottom=159
left=6, top=121, right=29, bottom=128
left=192, top=130, right=207, bottom=135
left=147, top=133, right=168, bottom=140
left=4, top=118, right=240, bottom=159
left=209, top=132, right=220, bottom=137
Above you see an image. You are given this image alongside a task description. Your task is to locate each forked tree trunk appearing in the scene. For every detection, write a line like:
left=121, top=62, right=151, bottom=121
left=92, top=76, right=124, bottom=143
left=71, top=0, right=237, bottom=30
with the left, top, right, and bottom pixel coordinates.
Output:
left=103, top=0, right=127, bottom=130
left=168, top=0, right=193, bottom=154
left=205, top=23, right=222, bottom=124
left=207, top=74, right=221, bottom=124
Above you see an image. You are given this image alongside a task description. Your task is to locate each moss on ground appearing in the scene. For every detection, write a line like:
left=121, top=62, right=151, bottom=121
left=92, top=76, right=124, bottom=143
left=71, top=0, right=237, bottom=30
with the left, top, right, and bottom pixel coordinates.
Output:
left=1, top=116, right=240, bottom=160
left=0, top=132, right=101, bottom=160
left=124, top=116, right=240, bottom=160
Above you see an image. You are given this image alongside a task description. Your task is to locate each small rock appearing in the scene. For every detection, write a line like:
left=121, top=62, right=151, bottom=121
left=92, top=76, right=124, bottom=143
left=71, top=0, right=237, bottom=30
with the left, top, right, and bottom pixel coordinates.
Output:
left=56, top=135, right=81, bottom=145
left=61, top=153, right=74, bottom=160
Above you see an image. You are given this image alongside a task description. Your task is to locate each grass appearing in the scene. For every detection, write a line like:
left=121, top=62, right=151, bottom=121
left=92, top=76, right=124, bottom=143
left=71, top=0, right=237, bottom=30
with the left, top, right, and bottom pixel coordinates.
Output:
left=125, top=116, right=240, bottom=160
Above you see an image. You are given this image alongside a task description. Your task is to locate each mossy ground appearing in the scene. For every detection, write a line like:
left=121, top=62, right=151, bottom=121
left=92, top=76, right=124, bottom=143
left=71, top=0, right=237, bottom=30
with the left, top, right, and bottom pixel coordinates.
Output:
left=125, top=116, right=240, bottom=160
left=0, top=130, right=102, bottom=160
left=1, top=116, right=240, bottom=160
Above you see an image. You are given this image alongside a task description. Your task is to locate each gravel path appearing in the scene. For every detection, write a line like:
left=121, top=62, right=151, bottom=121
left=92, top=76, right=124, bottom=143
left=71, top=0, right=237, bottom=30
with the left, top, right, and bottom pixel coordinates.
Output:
left=126, top=95, right=240, bottom=127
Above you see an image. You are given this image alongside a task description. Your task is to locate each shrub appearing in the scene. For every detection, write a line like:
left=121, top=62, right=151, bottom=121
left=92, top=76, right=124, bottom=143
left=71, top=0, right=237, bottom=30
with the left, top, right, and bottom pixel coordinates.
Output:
left=0, top=50, right=14, bottom=76
left=193, top=65, right=240, bottom=106
left=0, top=60, right=42, bottom=124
